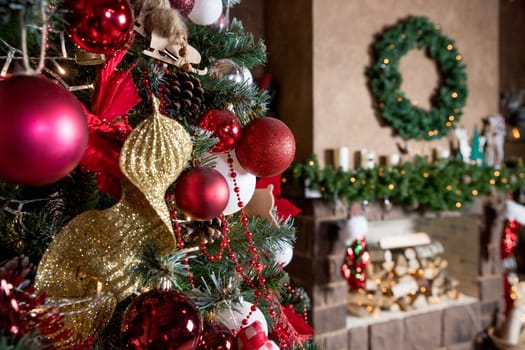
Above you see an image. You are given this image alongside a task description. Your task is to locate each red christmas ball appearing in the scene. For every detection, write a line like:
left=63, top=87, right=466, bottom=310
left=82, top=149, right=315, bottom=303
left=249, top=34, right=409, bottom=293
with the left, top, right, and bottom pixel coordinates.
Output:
left=196, top=320, right=237, bottom=350
left=0, top=75, right=88, bottom=186
left=170, top=0, right=195, bottom=17
left=235, top=117, right=296, bottom=177
left=64, top=0, right=134, bottom=54
left=174, top=167, right=229, bottom=220
left=121, top=289, right=203, bottom=350
left=197, top=109, right=242, bottom=153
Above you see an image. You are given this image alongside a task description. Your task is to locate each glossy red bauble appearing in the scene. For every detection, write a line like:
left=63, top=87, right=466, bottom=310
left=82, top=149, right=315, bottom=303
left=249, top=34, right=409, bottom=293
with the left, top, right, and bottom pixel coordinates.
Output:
left=0, top=75, right=88, bottom=186
left=170, top=0, right=195, bottom=17
left=174, top=167, right=229, bottom=220
left=197, top=109, right=242, bottom=153
left=64, top=0, right=134, bottom=54
left=196, top=320, right=237, bottom=350
left=121, top=289, right=203, bottom=350
left=235, top=117, right=296, bottom=177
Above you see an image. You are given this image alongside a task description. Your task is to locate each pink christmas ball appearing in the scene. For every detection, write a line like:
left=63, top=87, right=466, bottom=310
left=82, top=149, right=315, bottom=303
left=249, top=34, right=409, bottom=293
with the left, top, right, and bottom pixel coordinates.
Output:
left=235, top=117, right=296, bottom=178
left=174, top=167, right=230, bottom=220
left=197, top=109, right=242, bottom=153
left=64, top=0, right=134, bottom=54
left=0, top=75, right=88, bottom=186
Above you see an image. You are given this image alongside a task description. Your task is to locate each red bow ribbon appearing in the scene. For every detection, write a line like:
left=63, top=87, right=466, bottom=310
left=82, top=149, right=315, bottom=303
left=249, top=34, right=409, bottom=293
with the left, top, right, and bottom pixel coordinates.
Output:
left=80, top=49, right=140, bottom=198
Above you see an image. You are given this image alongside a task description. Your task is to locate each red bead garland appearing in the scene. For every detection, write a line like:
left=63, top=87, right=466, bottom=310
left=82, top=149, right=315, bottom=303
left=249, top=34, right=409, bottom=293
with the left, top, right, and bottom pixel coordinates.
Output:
left=166, top=193, right=195, bottom=289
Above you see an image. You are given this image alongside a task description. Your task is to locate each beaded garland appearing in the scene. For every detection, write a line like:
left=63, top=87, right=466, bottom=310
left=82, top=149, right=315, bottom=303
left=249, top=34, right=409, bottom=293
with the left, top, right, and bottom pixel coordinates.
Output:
left=367, top=16, right=468, bottom=140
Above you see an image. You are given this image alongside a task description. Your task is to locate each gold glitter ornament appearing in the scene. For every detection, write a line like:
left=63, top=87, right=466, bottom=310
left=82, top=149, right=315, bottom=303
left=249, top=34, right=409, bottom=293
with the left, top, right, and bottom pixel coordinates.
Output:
left=34, top=97, right=193, bottom=345
left=36, top=293, right=116, bottom=348
left=120, top=96, right=193, bottom=241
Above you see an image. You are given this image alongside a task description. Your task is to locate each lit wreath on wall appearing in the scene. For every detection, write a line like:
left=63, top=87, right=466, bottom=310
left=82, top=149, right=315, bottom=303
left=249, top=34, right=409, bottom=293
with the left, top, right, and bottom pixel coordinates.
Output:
left=367, top=16, right=468, bottom=140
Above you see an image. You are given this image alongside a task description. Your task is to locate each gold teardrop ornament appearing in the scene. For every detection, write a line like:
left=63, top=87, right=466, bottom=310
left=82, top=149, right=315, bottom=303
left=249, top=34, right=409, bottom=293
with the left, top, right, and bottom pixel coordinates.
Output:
left=34, top=97, right=193, bottom=346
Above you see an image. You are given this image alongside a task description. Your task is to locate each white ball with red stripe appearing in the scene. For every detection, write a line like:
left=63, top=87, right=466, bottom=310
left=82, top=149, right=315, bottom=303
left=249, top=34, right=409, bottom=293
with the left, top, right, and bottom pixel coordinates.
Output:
left=216, top=300, right=268, bottom=335
left=236, top=320, right=280, bottom=350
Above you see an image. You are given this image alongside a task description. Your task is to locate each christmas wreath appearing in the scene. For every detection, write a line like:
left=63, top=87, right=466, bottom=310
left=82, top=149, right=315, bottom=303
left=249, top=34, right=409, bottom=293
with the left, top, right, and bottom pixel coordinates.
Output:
left=367, top=16, right=468, bottom=140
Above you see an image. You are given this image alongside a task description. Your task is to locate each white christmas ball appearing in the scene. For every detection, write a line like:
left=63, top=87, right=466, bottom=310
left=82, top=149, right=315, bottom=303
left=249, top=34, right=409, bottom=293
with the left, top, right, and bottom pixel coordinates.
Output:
left=188, top=0, right=223, bottom=25
left=210, top=151, right=256, bottom=215
left=274, top=243, right=293, bottom=267
left=241, top=66, right=253, bottom=85
left=216, top=300, right=268, bottom=335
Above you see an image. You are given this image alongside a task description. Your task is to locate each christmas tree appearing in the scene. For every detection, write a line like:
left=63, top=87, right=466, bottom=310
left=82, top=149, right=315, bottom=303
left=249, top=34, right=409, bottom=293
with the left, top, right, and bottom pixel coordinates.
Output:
left=0, top=1, right=317, bottom=349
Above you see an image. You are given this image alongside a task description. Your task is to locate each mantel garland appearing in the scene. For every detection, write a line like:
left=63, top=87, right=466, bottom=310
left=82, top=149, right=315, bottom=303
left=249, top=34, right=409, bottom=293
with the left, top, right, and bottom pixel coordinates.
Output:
left=288, top=155, right=525, bottom=213
left=367, top=16, right=468, bottom=140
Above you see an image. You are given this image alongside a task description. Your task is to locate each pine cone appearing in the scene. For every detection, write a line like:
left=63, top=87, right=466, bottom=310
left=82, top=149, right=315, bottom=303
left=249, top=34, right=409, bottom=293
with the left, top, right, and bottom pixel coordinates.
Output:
left=179, top=217, right=223, bottom=245
left=160, top=69, right=205, bottom=122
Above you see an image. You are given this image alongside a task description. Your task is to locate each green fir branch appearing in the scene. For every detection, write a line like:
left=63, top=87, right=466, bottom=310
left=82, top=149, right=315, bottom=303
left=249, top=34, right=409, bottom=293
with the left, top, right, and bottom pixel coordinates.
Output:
left=134, top=243, right=191, bottom=291
left=189, top=271, right=242, bottom=310
left=189, top=127, right=218, bottom=160
left=188, top=18, right=267, bottom=68
left=200, top=74, right=270, bottom=124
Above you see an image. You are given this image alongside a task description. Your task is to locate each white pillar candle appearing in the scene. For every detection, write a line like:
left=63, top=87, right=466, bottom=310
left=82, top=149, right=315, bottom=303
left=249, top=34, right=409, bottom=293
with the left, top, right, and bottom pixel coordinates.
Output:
left=389, top=153, right=400, bottom=167
left=334, top=147, right=349, bottom=171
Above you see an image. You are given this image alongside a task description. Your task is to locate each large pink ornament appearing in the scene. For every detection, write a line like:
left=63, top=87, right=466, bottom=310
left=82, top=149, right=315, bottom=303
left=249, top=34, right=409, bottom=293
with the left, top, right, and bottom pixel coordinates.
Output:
left=121, top=289, right=203, bottom=350
left=174, top=167, right=230, bottom=220
left=197, top=109, right=242, bottom=153
left=0, top=75, right=88, bottom=186
left=64, top=0, right=134, bottom=54
left=235, top=117, right=296, bottom=178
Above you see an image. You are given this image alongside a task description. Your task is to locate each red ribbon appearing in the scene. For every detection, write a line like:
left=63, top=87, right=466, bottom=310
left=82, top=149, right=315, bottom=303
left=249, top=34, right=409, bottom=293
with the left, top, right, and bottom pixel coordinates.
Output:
left=80, top=49, right=141, bottom=198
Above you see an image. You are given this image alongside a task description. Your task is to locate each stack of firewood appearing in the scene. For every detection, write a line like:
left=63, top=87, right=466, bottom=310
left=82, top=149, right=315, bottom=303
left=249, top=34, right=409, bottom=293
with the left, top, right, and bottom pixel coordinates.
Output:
left=348, top=233, right=461, bottom=316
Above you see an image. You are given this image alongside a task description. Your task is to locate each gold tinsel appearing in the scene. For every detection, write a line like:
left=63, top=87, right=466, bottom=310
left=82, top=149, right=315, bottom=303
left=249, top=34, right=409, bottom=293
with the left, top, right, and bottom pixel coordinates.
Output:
left=34, top=97, right=193, bottom=345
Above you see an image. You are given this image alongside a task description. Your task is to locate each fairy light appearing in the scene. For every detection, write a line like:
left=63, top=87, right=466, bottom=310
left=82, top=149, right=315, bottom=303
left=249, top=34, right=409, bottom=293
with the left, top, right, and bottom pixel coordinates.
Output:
left=451, top=92, right=458, bottom=99
left=472, top=189, right=479, bottom=196
left=447, top=44, right=454, bottom=50
left=455, top=202, right=462, bottom=208
left=350, top=177, right=356, bottom=183
left=512, top=127, right=521, bottom=139
left=455, top=54, right=462, bottom=61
